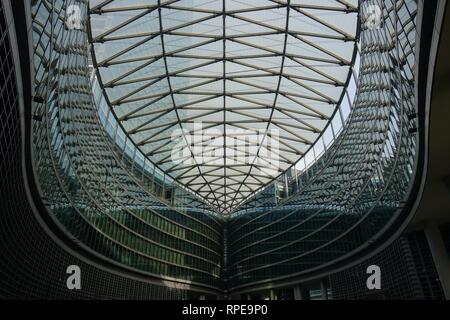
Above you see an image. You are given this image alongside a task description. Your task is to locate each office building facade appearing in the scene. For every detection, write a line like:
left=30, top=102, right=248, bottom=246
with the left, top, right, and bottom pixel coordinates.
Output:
left=1, top=0, right=449, bottom=299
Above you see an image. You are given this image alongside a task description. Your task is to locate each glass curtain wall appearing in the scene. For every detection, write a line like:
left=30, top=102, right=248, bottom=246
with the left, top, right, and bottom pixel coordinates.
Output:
left=31, top=0, right=223, bottom=291
left=227, top=0, right=419, bottom=291
left=28, top=0, right=421, bottom=297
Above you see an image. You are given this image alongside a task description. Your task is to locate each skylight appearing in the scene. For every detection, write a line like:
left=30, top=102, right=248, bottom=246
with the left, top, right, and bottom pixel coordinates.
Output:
left=89, top=0, right=359, bottom=214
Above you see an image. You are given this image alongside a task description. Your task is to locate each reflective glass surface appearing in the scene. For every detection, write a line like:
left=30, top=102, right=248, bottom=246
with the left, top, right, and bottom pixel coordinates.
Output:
left=90, top=0, right=359, bottom=213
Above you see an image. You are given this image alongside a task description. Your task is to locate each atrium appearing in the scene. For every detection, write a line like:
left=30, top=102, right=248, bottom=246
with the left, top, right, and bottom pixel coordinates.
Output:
left=1, top=0, right=450, bottom=300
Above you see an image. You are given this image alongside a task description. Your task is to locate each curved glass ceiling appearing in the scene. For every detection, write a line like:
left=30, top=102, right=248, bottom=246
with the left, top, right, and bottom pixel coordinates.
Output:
left=89, top=0, right=359, bottom=214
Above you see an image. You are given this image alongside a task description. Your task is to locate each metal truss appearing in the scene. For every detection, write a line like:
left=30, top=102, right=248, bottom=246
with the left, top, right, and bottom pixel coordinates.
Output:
left=89, top=0, right=358, bottom=214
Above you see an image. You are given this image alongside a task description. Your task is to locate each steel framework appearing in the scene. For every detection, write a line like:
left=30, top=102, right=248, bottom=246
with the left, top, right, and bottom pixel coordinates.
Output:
left=89, top=0, right=359, bottom=213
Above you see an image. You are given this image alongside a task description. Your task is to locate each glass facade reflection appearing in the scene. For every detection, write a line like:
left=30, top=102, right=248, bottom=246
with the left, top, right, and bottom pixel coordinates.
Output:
left=89, top=0, right=359, bottom=213
left=227, top=0, right=418, bottom=290
left=25, top=0, right=422, bottom=297
left=31, top=0, right=223, bottom=291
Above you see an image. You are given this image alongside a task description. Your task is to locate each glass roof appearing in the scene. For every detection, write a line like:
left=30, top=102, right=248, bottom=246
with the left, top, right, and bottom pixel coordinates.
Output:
left=89, top=0, right=359, bottom=214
